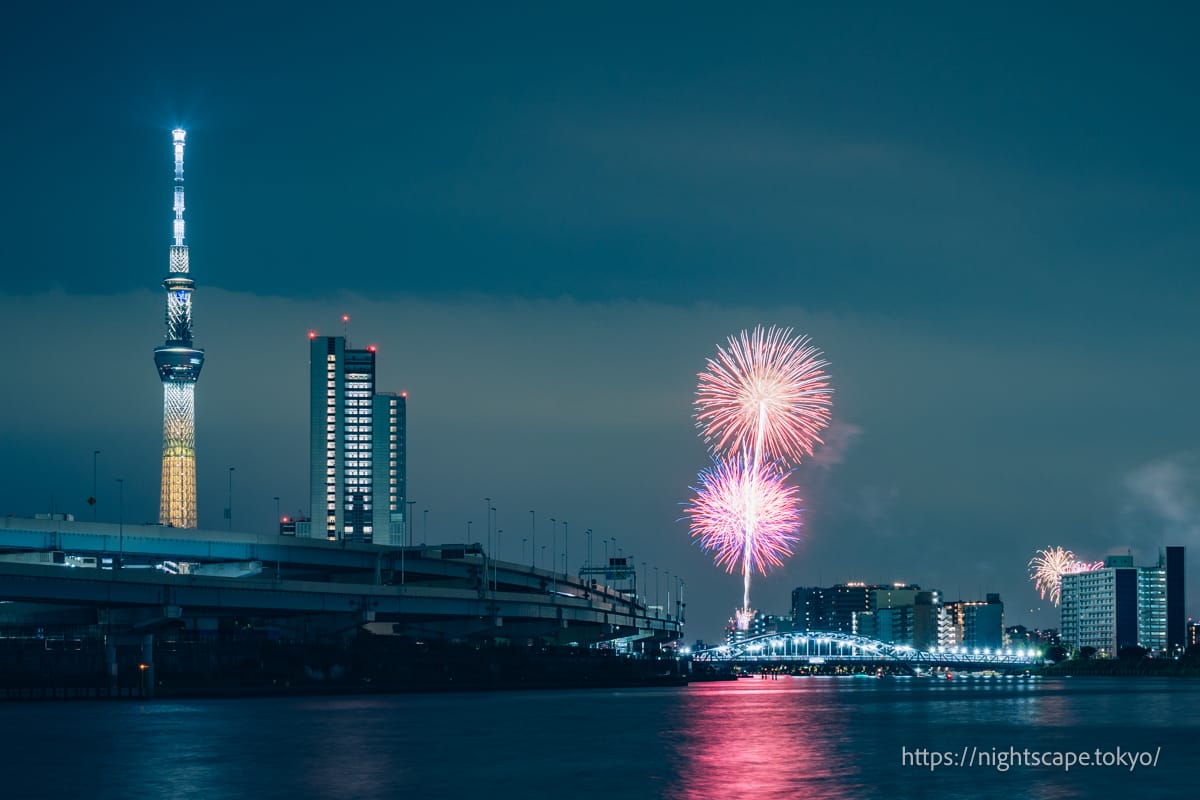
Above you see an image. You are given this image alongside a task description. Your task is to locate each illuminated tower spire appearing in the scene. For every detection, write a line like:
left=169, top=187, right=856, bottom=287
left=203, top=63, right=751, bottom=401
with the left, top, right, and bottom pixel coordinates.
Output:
left=154, top=129, right=205, bottom=528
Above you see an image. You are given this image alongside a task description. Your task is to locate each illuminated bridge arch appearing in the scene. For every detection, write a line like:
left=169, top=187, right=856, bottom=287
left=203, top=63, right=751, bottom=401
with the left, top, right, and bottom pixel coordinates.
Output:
left=693, top=631, right=1044, bottom=667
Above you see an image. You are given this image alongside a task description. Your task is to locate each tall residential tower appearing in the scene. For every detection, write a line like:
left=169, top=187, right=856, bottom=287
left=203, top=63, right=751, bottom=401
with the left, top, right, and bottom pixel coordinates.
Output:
left=154, top=129, right=205, bottom=528
left=308, top=335, right=406, bottom=544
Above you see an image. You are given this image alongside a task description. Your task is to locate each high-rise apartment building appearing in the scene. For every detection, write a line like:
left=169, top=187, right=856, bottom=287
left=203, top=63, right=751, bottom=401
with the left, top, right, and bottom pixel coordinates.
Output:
left=943, top=594, right=1005, bottom=650
left=1061, top=557, right=1138, bottom=656
left=373, top=392, right=407, bottom=546
left=860, top=584, right=922, bottom=645
left=1137, top=564, right=1167, bottom=652
left=1167, top=546, right=1185, bottom=652
left=791, top=582, right=869, bottom=633
left=308, top=335, right=406, bottom=544
left=1061, top=549, right=1184, bottom=656
left=912, top=591, right=947, bottom=651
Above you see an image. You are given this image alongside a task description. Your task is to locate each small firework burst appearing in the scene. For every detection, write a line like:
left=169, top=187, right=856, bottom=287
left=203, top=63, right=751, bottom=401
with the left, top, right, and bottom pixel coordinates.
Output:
left=1029, top=546, right=1103, bottom=606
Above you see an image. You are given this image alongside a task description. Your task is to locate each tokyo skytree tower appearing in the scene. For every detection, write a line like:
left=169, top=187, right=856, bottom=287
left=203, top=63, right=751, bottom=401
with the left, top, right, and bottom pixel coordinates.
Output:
left=153, top=129, right=205, bottom=528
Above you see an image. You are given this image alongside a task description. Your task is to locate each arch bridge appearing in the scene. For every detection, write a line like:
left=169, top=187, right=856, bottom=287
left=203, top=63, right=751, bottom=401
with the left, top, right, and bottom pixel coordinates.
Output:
left=694, top=631, right=1045, bottom=672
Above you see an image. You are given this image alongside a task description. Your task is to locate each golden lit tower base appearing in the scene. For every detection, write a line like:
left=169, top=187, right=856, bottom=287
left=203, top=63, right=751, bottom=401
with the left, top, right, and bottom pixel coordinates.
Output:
left=159, top=382, right=197, bottom=528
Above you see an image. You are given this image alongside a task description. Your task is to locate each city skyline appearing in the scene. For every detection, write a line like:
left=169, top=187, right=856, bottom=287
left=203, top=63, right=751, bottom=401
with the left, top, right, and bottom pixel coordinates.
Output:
left=3, top=5, right=1200, bottom=640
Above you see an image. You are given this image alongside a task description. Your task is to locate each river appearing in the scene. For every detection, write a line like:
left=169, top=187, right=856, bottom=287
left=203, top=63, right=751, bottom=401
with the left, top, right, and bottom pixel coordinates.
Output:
left=1, top=675, right=1195, bottom=798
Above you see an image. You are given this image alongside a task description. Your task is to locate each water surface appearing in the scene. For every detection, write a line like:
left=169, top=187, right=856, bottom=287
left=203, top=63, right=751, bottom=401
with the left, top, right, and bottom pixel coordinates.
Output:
left=1, top=676, right=1195, bottom=799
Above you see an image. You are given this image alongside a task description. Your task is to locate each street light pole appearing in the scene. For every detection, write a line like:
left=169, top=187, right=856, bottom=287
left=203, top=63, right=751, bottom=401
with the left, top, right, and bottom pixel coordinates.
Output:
left=227, top=467, right=235, bottom=531
left=115, top=478, right=124, bottom=568
left=563, top=520, right=569, bottom=579
left=273, top=496, right=280, bottom=531
left=602, top=539, right=608, bottom=589
left=406, top=500, right=416, bottom=547
left=92, top=450, right=100, bottom=521
left=529, top=510, right=535, bottom=568
left=423, top=509, right=429, bottom=544
left=665, top=571, right=671, bottom=617
left=490, top=506, right=497, bottom=589
left=484, top=497, right=491, bottom=549
left=586, top=529, right=592, bottom=571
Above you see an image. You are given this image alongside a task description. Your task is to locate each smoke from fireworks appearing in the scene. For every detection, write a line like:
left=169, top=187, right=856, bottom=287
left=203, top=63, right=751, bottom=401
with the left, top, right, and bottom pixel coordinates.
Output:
left=688, top=325, right=832, bottom=625
left=1029, top=546, right=1104, bottom=606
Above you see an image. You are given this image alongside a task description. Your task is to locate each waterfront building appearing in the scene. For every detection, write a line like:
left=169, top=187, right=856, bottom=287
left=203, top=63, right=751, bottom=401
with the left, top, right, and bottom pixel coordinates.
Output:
left=1137, top=563, right=1167, bottom=652
left=1167, top=546, right=1185, bottom=653
left=372, top=392, right=407, bottom=546
left=856, top=606, right=914, bottom=646
left=1061, top=557, right=1138, bottom=657
left=1006, top=625, right=1059, bottom=648
left=943, top=594, right=1005, bottom=650
left=790, top=582, right=869, bottom=633
left=308, top=335, right=407, bottom=544
left=858, top=584, right=922, bottom=646
left=1060, top=549, right=1185, bottom=656
left=154, top=129, right=205, bottom=528
left=791, top=586, right=833, bottom=631
left=912, top=591, right=947, bottom=651
left=725, top=610, right=787, bottom=645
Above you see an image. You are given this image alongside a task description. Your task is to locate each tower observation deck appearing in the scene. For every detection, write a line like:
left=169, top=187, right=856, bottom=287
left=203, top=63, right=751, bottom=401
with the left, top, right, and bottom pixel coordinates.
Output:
left=154, top=129, right=205, bottom=528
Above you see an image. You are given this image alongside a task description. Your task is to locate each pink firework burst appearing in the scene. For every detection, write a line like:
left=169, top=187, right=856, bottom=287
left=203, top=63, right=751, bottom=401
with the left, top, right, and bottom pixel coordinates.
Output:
left=1029, top=546, right=1103, bottom=606
left=685, top=458, right=801, bottom=579
left=695, top=325, right=832, bottom=468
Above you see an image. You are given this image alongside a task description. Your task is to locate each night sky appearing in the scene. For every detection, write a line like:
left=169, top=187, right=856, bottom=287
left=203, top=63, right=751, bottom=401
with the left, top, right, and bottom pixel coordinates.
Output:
left=3, top=4, right=1199, bottom=640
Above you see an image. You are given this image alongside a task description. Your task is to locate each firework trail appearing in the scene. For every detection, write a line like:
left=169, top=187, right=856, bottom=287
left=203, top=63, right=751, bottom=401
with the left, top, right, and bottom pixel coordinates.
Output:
left=1029, top=546, right=1104, bottom=606
left=691, top=325, right=832, bottom=620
